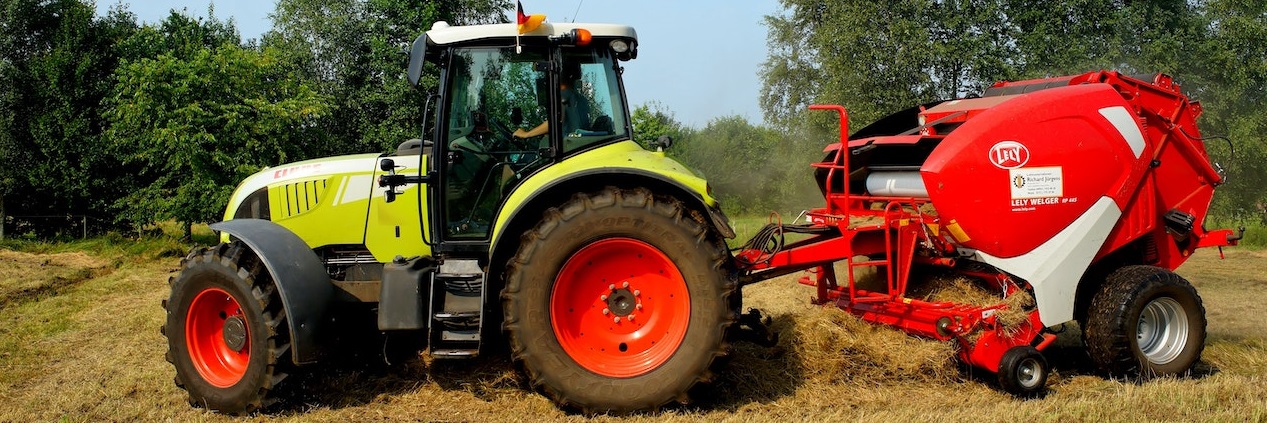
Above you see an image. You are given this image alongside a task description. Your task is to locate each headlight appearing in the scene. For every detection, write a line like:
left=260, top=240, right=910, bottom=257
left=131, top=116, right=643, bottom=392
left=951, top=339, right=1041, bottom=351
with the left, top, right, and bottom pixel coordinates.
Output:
left=610, top=39, right=629, bottom=53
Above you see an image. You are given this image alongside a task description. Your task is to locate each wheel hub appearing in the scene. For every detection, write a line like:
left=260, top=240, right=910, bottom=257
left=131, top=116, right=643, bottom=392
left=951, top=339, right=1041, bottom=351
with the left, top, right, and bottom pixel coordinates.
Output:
left=222, top=315, right=248, bottom=352
left=1136, top=296, right=1188, bottom=364
left=605, top=287, right=639, bottom=317
left=1018, top=358, right=1042, bottom=388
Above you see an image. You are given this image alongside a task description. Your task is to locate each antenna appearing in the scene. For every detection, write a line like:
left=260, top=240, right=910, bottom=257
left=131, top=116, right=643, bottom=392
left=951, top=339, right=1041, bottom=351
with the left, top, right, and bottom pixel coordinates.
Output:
left=571, top=0, right=584, bottom=22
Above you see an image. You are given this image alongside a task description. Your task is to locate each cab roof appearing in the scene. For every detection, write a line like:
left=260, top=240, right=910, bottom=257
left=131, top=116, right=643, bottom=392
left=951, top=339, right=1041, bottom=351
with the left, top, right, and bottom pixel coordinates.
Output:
left=426, top=21, right=638, bottom=45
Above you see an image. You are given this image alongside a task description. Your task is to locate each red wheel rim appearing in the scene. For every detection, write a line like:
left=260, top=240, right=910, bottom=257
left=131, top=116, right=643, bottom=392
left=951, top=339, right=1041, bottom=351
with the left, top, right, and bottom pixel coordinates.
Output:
left=186, top=287, right=250, bottom=387
left=550, top=238, right=690, bottom=378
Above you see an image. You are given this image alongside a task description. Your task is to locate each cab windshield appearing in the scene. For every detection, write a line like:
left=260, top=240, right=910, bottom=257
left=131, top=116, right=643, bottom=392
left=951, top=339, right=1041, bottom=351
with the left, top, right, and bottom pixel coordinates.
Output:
left=559, top=47, right=630, bottom=154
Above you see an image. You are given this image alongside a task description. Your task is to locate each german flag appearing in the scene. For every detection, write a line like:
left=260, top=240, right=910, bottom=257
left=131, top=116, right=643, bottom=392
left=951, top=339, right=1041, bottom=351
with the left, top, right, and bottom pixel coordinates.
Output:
left=516, top=1, right=545, bottom=34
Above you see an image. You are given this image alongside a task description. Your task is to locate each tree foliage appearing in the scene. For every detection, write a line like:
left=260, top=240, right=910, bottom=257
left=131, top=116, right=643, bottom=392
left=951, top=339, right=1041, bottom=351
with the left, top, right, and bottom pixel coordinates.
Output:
left=264, top=0, right=511, bottom=154
left=0, top=0, right=138, bottom=230
left=631, top=101, right=688, bottom=150
left=106, top=42, right=327, bottom=233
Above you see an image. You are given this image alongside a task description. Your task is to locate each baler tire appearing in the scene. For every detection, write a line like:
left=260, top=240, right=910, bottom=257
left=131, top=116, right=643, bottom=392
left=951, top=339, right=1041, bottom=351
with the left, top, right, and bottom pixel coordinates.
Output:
left=997, top=346, right=1048, bottom=397
left=164, top=242, right=293, bottom=415
left=502, top=187, right=736, bottom=414
left=1083, top=265, right=1206, bottom=379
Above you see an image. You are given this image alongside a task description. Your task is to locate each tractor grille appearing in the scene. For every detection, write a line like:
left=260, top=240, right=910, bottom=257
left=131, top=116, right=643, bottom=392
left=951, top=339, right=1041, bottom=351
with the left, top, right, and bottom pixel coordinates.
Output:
left=279, top=179, right=328, bottom=218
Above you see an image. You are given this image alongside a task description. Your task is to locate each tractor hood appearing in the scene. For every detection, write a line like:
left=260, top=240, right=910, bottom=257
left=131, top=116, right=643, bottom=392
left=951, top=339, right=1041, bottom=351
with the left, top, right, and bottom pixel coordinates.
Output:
left=222, top=153, right=384, bottom=223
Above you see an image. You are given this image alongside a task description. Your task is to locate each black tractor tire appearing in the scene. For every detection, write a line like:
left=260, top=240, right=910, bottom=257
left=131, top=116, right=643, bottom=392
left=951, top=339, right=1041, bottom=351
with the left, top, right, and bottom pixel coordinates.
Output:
left=502, top=187, right=736, bottom=414
left=997, top=346, right=1048, bottom=397
left=1083, top=265, right=1206, bottom=378
left=163, top=242, right=293, bottom=415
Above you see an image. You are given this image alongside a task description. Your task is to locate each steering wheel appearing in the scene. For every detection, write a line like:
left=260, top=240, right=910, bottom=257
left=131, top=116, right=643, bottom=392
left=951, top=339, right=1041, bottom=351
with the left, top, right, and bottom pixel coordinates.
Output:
left=486, top=118, right=517, bottom=149
left=492, top=118, right=543, bottom=152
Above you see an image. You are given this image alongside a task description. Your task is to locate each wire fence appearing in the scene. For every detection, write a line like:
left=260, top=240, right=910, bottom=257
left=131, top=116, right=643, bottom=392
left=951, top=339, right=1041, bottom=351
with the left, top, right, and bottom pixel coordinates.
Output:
left=1, top=214, right=112, bottom=240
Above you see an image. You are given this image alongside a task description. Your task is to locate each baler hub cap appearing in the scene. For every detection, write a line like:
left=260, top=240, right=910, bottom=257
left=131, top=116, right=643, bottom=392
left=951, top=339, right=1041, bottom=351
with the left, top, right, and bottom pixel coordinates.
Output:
left=1016, top=357, right=1043, bottom=389
left=1137, top=296, right=1189, bottom=364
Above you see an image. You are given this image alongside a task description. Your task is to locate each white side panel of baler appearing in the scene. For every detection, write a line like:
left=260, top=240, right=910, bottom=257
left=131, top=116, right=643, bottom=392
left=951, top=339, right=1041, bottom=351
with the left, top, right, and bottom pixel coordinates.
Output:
left=1098, top=106, right=1146, bottom=158
left=972, top=196, right=1122, bottom=327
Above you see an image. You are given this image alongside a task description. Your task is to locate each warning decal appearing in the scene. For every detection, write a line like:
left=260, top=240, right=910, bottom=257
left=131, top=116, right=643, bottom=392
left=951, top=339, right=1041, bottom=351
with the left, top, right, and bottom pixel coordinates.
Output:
left=1009, top=166, right=1063, bottom=199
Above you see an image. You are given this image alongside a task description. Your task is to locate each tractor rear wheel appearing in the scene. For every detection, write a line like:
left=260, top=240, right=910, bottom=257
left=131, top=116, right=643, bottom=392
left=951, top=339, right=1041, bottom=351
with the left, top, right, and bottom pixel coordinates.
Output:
left=502, top=187, right=736, bottom=414
left=163, top=242, right=292, bottom=415
left=1083, top=265, right=1206, bottom=378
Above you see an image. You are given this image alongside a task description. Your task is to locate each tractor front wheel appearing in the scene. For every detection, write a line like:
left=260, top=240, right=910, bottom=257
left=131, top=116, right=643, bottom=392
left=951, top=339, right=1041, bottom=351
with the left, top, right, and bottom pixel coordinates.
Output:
left=1084, top=265, right=1206, bottom=378
left=502, top=187, right=736, bottom=414
left=163, top=242, right=292, bottom=415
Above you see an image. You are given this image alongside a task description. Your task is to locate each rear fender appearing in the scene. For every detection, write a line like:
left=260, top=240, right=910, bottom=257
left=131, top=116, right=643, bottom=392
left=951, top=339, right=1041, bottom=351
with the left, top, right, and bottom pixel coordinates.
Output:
left=490, top=169, right=734, bottom=269
left=211, top=219, right=333, bottom=364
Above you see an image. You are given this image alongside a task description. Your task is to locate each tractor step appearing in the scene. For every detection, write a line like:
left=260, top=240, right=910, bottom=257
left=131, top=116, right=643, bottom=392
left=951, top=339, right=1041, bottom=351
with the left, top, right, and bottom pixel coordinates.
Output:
left=428, top=258, right=486, bottom=358
left=431, top=348, right=479, bottom=359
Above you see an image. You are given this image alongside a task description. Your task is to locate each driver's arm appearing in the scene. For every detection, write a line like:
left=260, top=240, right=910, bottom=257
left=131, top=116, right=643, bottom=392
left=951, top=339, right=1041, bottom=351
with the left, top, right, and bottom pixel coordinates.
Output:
left=514, top=121, right=548, bottom=138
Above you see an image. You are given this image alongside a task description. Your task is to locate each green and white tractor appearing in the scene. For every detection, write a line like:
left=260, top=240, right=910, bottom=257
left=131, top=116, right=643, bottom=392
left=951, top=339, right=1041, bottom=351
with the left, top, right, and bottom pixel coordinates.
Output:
left=162, top=20, right=739, bottom=415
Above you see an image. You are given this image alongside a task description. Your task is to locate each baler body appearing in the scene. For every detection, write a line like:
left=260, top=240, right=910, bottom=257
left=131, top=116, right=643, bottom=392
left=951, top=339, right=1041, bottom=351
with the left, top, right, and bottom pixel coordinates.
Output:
left=736, top=71, right=1238, bottom=391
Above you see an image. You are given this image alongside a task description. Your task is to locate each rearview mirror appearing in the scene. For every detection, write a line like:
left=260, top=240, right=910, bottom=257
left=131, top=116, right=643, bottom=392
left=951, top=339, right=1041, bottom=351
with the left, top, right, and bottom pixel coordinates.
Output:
left=406, top=34, right=429, bottom=87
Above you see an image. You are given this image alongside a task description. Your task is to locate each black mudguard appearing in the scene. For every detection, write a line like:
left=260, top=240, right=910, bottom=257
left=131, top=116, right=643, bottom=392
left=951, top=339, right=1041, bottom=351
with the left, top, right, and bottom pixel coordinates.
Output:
left=210, top=219, right=332, bottom=364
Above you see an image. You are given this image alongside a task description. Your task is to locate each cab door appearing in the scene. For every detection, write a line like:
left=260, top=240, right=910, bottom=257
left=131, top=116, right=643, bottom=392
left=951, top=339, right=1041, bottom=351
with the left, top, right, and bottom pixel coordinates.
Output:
left=434, top=45, right=552, bottom=246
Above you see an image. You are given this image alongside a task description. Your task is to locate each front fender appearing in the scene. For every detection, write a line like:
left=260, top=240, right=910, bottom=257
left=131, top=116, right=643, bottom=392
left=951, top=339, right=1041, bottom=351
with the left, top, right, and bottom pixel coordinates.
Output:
left=211, top=219, right=332, bottom=364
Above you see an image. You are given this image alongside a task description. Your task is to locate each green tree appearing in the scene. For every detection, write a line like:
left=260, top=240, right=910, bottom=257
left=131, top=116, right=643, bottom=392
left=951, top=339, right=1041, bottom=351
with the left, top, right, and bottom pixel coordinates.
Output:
left=0, top=0, right=138, bottom=234
left=1193, top=0, right=1267, bottom=222
left=630, top=101, right=689, bottom=150
left=106, top=43, right=327, bottom=237
left=675, top=116, right=818, bottom=214
left=265, top=0, right=511, bottom=155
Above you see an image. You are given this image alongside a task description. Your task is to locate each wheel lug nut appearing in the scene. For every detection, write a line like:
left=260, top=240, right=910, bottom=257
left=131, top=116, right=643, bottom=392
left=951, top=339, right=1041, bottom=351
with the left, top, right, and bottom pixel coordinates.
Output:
left=628, top=314, right=635, bottom=321
left=633, top=290, right=640, bottom=297
left=609, top=284, right=616, bottom=291
left=622, top=281, right=630, bottom=288
left=636, top=304, right=643, bottom=310
left=601, top=294, right=608, bottom=300
left=613, top=317, right=620, bottom=323
left=603, top=308, right=610, bottom=315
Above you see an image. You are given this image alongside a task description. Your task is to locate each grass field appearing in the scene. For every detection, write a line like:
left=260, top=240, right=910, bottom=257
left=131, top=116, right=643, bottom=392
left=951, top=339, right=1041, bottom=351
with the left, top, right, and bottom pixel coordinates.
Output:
left=1, top=232, right=1265, bottom=422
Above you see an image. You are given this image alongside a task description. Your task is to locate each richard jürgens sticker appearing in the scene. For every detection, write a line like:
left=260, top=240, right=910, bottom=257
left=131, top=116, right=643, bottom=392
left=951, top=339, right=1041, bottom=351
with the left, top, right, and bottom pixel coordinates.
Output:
left=1009, top=166, right=1063, bottom=200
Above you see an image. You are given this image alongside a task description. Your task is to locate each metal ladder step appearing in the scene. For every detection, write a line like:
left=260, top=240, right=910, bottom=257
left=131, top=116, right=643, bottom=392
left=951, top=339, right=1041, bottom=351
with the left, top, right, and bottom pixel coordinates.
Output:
left=434, top=311, right=480, bottom=320
left=429, top=258, right=486, bottom=359
left=431, top=348, right=479, bottom=359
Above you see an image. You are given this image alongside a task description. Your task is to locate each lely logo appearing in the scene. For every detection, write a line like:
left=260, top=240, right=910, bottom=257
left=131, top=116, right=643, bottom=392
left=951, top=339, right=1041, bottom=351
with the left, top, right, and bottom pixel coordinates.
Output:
left=989, top=141, right=1029, bottom=169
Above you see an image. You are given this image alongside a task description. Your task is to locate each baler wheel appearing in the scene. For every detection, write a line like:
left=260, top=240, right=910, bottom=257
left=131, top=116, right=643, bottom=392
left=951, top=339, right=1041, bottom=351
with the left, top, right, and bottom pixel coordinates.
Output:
left=502, top=187, right=736, bottom=414
left=997, top=346, right=1048, bottom=397
left=1084, top=265, right=1206, bottom=378
left=163, top=242, right=292, bottom=415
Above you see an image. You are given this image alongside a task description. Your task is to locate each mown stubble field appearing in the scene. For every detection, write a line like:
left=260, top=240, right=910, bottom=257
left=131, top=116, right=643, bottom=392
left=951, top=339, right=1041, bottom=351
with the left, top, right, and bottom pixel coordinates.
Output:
left=1, top=241, right=1264, bottom=422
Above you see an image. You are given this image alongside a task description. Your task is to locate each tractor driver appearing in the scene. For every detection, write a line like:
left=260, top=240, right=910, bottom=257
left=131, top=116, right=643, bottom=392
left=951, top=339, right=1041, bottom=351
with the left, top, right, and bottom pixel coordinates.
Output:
left=513, top=62, right=590, bottom=140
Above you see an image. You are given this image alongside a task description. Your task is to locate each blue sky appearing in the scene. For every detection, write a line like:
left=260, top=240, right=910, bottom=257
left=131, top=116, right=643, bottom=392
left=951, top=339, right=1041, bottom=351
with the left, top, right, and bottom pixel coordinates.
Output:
left=93, top=0, right=780, bottom=128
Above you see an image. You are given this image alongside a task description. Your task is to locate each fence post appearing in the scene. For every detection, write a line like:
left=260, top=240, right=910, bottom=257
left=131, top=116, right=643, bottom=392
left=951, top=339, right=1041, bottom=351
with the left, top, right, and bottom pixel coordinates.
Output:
left=82, top=215, right=87, bottom=239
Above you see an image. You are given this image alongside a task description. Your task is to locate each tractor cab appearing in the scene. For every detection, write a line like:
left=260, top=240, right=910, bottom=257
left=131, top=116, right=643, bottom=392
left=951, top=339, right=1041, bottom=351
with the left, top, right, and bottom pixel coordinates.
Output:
left=393, top=21, right=639, bottom=250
